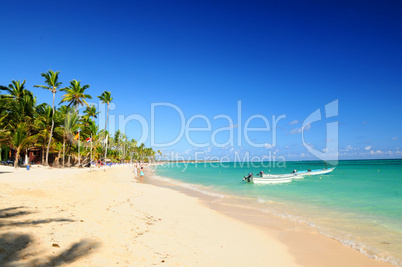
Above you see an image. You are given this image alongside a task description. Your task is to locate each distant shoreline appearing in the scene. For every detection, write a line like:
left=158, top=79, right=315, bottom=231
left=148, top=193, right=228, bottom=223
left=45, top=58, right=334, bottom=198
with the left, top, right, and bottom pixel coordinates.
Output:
left=156, top=158, right=402, bottom=163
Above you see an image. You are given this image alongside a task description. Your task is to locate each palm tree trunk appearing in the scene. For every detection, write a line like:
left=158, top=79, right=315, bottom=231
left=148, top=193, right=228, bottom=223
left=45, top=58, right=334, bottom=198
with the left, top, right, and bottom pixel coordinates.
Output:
left=42, top=144, right=45, bottom=164
left=123, top=143, right=125, bottom=163
left=90, top=133, right=93, bottom=168
left=104, top=135, right=108, bottom=162
left=67, top=143, right=71, bottom=166
left=105, top=104, right=109, bottom=134
left=56, top=150, right=61, bottom=167
left=14, top=147, right=21, bottom=169
left=45, top=92, right=55, bottom=166
left=63, top=140, right=65, bottom=167
left=104, top=103, right=109, bottom=161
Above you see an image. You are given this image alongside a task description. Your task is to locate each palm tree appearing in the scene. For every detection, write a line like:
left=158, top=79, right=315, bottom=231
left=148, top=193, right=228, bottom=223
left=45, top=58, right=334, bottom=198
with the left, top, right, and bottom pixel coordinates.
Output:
left=145, top=147, right=155, bottom=162
left=82, top=105, right=99, bottom=166
left=83, top=104, right=100, bottom=119
left=60, top=80, right=92, bottom=112
left=53, top=142, right=63, bottom=167
left=34, top=104, right=54, bottom=164
left=0, top=83, right=36, bottom=168
left=130, top=139, right=138, bottom=163
left=58, top=106, right=72, bottom=167
left=34, top=70, right=62, bottom=166
left=120, top=133, right=128, bottom=162
left=0, top=80, right=30, bottom=101
left=156, top=150, right=162, bottom=160
left=9, top=122, right=35, bottom=168
left=87, top=119, right=99, bottom=163
left=113, top=130, right=121, bottom=149
left=63, top=109, right=80, bottom=166
left=98, top=129, right=110, bottom=161
left=0, top=80, right=35, bottom=121
left=97, top=91, right=113, bottom=161
left=137, top=143, right=145, bottom=162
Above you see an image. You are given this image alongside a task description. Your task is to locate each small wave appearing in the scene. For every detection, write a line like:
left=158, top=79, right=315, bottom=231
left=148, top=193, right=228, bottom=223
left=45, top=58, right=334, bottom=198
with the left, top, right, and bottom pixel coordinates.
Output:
left=258, top=207, right=402, bottom=266
left=320, top=231, right=402, bottom=266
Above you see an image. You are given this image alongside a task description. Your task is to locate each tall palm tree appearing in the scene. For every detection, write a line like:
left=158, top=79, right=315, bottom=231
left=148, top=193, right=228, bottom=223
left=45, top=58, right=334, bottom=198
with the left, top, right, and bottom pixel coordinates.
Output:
left=34, top=70, right=62, bottom=166
left=60, top=80, right=92, bottom=112
left=97, top=91, right=113, bottom=161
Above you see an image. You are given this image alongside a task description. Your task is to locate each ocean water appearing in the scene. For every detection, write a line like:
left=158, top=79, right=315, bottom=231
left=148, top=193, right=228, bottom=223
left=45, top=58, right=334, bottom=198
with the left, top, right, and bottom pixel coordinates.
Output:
left=153, top=159, right=402, bottom=266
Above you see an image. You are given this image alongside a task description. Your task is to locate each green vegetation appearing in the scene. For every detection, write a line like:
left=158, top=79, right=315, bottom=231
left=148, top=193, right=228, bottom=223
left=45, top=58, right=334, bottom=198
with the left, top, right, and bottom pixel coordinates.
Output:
left=0, top=70, right=157, bottom=168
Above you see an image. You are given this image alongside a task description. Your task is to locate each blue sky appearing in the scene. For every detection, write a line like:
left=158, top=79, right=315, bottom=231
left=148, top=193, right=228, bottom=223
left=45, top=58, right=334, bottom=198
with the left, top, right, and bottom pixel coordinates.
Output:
left=1, top=0, right=401, bottom=161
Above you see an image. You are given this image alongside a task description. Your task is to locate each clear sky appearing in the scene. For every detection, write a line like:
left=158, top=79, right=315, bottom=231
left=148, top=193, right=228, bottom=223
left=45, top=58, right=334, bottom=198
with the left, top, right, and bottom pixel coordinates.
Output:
left=1, top=0, right=401, bottom=161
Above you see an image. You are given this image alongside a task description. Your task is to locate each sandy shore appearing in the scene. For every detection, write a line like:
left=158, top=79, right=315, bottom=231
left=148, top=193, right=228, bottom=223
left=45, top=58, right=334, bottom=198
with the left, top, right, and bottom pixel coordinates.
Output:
left=0, top=165, right=391, bottom=266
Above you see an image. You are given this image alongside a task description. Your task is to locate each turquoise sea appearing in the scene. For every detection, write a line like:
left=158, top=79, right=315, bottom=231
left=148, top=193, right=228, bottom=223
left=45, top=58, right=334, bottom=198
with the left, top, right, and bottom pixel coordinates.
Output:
left=153, top=159, right=402, bottom=266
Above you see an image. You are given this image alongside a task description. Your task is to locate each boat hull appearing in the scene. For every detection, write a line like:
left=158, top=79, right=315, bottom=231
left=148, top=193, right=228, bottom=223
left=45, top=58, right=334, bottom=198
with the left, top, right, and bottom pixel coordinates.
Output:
left=244, top=167, right=335, bottom=184
left=261, top=173, right=299, bottom=179
left=251, top=176, right=297, bottom=184
left=298, top=167, right=335, bottom=176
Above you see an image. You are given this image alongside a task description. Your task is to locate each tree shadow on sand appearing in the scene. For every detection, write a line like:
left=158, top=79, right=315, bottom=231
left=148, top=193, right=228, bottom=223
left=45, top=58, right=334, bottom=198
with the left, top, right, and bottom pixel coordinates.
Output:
left=0, top=206, right=29, bottom=216
left=0, top=207, right=100, bottom=266
left=0, top=207, right=74, bottom=228
left=0, top=206, right=33, bottom=219
left=0, top=218, right=74, bottom=228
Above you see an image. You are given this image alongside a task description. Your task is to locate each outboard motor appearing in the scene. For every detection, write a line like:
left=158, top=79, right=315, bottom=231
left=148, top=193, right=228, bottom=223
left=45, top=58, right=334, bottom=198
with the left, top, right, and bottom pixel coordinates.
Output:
left=243, top=172, right=253, bottom=182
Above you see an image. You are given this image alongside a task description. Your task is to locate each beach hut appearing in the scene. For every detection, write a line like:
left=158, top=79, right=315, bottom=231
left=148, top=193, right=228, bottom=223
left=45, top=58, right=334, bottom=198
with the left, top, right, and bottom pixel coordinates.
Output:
left=28, top=147, right=42, bottom=165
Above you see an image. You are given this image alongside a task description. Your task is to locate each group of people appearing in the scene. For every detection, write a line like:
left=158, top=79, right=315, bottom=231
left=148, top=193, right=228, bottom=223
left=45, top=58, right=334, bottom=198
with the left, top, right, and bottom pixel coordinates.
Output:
left=133, top=164, right=145, bottom=182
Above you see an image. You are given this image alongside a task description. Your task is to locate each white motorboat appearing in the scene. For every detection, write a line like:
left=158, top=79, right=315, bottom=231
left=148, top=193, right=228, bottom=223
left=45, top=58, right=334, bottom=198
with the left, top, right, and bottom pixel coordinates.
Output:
left=296, top=167, right=336, bottom=176
left=243, top=173, right=301, bottom=184
left=251, top=176, right=294, bottom=184
left=242, top=167, right=335, bottom=184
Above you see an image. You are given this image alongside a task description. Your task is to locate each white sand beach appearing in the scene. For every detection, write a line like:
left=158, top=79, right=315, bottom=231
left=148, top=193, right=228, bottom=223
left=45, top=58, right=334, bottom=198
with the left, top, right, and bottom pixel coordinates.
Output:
left=0, top=165, right=391, bottom=266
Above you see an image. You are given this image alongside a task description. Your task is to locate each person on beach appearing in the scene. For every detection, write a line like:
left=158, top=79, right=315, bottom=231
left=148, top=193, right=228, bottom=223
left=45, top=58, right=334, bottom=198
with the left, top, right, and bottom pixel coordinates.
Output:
left=134, top=166, right=137, bottom=177
left=140, top=167, right=144, bottom=182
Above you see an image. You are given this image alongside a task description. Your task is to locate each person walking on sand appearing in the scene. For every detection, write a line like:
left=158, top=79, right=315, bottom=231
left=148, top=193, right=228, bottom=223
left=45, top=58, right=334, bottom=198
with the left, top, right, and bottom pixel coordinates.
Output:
left=134, top=166, right=138, bottom=177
